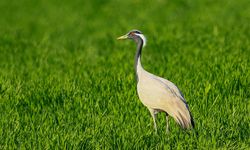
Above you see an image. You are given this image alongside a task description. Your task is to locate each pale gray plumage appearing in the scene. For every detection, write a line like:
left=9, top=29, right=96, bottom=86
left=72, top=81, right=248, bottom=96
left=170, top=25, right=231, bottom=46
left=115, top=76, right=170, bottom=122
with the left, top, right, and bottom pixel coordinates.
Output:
left=117, top=30, right=194, bottom=132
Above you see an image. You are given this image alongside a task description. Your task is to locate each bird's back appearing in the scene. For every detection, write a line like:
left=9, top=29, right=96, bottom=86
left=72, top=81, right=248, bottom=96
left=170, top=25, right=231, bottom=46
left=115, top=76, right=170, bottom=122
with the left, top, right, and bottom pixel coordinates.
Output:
left=137, top=68, right=194, bottom=129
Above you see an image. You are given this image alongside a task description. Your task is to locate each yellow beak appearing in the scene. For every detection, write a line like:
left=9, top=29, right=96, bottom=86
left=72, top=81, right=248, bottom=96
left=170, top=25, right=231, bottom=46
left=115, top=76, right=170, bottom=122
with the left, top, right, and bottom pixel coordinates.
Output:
left=117, top=34, right=128, bottom=40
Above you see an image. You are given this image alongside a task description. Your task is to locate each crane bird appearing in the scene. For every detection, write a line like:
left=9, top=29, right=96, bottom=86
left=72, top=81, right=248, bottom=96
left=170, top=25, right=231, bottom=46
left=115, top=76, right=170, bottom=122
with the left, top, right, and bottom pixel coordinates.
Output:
left=117, top=30, right=194, bottom=133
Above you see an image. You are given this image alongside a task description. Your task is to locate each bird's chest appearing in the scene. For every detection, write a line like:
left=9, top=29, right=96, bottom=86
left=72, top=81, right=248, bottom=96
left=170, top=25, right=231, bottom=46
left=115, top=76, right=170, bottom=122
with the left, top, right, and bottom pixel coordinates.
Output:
left=136, top=77, right=164, bottom=108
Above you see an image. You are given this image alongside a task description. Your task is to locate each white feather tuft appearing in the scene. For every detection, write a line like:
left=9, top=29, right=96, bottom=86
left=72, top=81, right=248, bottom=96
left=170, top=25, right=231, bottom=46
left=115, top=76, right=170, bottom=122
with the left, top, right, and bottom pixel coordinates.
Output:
left=135, top=33, right=147, bottom=47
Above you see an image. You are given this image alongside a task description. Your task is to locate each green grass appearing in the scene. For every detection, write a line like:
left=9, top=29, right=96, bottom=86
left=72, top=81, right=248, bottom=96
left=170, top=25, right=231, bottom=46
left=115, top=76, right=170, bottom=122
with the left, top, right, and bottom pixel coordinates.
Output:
left=0, top=0, right=249, bottom=149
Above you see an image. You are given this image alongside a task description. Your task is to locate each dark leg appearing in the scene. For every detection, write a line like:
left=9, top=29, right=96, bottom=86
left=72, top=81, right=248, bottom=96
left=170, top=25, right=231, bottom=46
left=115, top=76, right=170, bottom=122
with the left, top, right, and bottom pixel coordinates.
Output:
left=166, top=113, right=170, bottom=133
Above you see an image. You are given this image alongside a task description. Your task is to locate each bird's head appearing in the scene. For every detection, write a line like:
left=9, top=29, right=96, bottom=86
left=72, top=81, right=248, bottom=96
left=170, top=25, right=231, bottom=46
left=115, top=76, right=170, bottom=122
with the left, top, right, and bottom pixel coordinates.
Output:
left=117, top=30, right=146, bottom=47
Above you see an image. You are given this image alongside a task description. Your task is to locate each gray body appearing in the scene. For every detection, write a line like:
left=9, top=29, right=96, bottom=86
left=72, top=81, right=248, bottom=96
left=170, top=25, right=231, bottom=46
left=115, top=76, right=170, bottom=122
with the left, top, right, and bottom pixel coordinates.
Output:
left=118, top=30, right=194, bottom=132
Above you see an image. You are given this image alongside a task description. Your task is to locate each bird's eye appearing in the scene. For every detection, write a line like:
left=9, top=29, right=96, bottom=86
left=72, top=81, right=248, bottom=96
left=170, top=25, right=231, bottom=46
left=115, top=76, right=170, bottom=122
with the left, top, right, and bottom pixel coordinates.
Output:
left=133, top=30, right=142, bottom=34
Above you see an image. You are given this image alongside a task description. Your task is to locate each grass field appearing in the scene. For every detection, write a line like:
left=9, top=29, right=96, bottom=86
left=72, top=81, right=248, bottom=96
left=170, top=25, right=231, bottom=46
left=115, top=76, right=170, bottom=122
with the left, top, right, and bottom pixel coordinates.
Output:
left=0, top=0, right=249, bottom=149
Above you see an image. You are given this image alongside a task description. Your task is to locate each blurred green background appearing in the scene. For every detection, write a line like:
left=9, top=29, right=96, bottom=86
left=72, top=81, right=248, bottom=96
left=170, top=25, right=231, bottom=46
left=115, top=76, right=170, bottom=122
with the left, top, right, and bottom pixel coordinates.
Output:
left=0, top=0, right=249, bottom=149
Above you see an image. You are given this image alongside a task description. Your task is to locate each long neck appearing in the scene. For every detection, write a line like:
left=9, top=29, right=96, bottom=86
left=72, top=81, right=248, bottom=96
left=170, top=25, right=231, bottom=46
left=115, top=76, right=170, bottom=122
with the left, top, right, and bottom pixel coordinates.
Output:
left=134, top=38, right=143, bottom=82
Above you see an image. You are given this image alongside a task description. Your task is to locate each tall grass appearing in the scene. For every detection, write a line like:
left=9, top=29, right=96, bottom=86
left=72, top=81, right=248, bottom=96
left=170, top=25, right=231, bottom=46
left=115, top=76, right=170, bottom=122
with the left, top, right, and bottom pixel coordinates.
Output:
left=0, top=0, right=249, bottom=149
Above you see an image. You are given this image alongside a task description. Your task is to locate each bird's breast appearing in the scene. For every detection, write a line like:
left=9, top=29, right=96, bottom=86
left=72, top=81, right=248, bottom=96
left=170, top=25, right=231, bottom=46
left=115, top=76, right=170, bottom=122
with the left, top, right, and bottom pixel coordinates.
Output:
left=137, top=75, right=166, bottom=108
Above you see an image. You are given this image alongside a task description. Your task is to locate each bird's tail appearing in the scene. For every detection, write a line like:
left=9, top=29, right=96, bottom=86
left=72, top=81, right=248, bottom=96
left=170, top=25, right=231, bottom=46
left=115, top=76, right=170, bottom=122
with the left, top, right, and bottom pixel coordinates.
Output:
left=174, top=111, right=194, bottom=129
left=170, top=102, right=195, bottom=129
